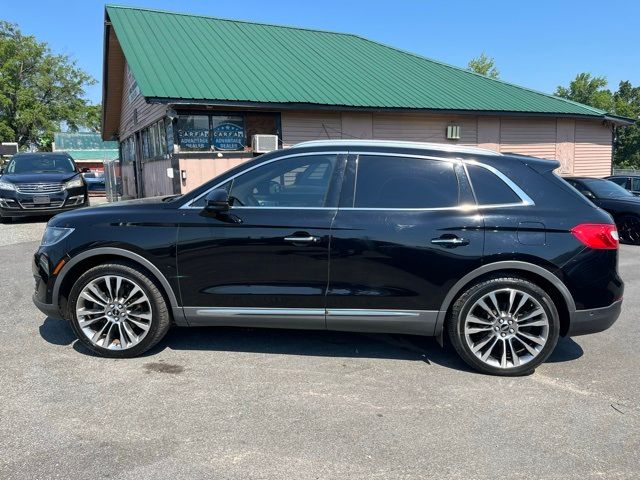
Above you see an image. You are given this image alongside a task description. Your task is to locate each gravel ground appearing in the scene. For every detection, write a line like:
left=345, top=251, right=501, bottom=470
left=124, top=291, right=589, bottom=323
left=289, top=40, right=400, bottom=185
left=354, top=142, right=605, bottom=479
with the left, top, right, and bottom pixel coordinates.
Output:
left=0, top=210, right=638, bottom=480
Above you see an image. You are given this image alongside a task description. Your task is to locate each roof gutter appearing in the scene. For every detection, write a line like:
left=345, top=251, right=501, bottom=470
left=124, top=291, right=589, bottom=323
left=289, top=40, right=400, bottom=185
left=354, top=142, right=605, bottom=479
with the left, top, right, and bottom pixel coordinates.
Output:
left=603, top=114, right=636, bottom=126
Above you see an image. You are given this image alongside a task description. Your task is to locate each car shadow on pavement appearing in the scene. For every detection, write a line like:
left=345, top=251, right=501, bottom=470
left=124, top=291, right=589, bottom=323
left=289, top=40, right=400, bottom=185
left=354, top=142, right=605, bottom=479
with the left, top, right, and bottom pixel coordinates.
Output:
left=39, top=316, right=585, bottom=373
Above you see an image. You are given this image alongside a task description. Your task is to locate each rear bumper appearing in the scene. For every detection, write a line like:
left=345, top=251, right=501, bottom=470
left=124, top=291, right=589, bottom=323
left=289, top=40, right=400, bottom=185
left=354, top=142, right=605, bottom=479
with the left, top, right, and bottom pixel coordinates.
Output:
left=567, top=299, right=622, bottom=336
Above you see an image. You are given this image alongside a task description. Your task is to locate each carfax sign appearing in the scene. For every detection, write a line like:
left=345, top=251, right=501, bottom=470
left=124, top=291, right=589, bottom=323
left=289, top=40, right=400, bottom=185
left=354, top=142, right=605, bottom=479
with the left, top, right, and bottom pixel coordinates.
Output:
left=212, top=122, right=244, bottom=151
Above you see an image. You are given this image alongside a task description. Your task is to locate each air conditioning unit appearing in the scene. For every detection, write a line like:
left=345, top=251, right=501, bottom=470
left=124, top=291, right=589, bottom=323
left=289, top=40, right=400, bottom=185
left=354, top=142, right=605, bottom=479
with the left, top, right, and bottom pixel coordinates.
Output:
left=252, top=134, right=279, bottom=153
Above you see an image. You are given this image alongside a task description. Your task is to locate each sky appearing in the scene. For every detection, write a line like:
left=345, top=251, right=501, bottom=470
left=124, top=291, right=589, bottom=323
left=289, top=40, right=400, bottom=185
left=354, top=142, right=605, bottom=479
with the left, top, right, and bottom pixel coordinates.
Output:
left=2, top=0, right=639, bottom=105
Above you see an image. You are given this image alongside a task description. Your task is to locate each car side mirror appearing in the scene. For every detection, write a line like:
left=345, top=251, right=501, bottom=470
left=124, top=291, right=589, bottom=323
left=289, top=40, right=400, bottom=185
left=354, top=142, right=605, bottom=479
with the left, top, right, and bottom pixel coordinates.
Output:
left=204, top=188, right=230, bottom=212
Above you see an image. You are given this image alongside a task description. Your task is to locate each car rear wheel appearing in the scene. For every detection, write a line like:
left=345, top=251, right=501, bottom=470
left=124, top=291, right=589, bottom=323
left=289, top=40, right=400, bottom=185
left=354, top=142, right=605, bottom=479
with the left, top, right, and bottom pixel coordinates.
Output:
left=67, top=261, right=171, bottom=357
left=618, top=214, right=640, bottom=245
left=447, top=276, right=560, bottom=376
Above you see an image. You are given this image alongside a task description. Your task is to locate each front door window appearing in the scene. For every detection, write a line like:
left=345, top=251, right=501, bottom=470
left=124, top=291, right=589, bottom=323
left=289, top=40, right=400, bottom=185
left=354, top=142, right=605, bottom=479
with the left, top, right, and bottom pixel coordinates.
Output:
left=227, top=154, right=338, bottom=208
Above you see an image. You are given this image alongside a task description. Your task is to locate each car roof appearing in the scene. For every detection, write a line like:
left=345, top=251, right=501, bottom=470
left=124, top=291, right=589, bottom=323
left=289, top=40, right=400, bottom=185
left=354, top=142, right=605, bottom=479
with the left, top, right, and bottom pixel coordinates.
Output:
left=292, top=139, right=503, bottom=157
left=11, top=152, right=73, bottom=158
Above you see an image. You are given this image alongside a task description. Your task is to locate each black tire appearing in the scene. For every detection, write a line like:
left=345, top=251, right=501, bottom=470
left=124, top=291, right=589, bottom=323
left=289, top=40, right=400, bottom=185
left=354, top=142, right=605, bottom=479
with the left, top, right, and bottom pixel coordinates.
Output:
left=67, top=261, right=171, bottom=358
left=618, top=214, right=640, bottom=245
left=447, top=276, right=560, bottom=376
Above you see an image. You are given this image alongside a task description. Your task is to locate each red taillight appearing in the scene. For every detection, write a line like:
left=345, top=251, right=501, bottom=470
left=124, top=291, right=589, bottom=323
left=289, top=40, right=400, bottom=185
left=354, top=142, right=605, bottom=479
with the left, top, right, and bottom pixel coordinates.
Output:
left=571, top=223, right=619, bottom=250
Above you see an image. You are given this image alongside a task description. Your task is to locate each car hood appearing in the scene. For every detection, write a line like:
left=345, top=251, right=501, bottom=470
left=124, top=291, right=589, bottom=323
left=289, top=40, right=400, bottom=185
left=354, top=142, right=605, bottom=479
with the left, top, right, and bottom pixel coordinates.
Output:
left=2, top=172, right=79, bottom=183
left=49, top=195, right=173, bottom=227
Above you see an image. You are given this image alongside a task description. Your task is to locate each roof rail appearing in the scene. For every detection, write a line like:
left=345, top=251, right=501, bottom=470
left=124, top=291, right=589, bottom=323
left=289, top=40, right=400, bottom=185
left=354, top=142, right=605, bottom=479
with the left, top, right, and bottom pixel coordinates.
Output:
left=291, top=139, right=502, bottom=156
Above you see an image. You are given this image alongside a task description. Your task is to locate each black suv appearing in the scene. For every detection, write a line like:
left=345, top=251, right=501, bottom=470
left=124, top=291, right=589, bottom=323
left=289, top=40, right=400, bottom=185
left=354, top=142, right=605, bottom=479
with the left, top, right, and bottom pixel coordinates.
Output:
left=0, top=152, right=88, bottom=222
left=32, top=141, right=623, bottom=375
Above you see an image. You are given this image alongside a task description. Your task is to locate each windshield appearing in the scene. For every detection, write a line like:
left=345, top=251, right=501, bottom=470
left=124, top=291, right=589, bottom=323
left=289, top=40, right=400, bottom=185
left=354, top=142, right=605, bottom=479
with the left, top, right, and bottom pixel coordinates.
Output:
left=582, top=178, right=634, bottom=199
left=6, top=155, right=76, bottom=174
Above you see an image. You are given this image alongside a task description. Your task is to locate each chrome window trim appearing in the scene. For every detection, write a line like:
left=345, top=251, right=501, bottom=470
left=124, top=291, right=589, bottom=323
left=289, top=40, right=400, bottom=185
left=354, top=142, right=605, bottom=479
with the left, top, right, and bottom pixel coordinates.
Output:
left=463, top=159, right=534, bottom=206
left=181, top=150, right=534, bottom=211
left=180, top=150, right=345, bottom=209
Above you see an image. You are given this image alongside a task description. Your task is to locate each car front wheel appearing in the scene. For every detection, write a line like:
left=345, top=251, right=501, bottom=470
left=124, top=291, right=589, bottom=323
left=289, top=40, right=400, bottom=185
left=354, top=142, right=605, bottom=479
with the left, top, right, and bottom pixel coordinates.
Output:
left=447, top=276, right=560, bottom=376
left=67, top=261, right=171, bottom=357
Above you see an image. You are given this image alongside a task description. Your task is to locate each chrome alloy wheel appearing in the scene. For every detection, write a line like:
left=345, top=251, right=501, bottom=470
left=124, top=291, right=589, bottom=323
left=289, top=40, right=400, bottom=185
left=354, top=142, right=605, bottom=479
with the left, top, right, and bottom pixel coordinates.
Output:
left=463, top=288, right=550, bottom=369
left=75, top=275, right=152, bottom=350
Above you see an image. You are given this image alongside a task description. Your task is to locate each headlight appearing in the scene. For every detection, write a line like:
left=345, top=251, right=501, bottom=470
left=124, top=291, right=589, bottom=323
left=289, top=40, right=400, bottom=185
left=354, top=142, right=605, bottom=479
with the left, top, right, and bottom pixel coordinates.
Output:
left=0, top=179, right=16, bottom=191
left=41, top=227, right=74, bottom=247
left=64, top=177, right=83, bottom=189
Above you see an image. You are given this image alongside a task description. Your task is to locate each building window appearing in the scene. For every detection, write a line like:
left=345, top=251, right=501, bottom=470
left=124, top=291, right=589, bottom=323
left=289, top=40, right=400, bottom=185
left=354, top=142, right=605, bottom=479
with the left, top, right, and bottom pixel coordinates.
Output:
left=175, top=113, right=277, bottom=153
left=177, top=115, right=210, bottom=151
left=211, top=115, right=245, bottom=151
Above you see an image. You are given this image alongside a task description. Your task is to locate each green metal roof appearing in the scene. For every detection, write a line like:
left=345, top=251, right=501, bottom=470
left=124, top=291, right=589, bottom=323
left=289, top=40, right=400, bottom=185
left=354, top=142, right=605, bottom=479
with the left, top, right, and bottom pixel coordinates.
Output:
left=53, top=133, right=118, bottom=161
left=65, top=150, right=119, bottom=162
left=106, top=5, right=613, bottom=119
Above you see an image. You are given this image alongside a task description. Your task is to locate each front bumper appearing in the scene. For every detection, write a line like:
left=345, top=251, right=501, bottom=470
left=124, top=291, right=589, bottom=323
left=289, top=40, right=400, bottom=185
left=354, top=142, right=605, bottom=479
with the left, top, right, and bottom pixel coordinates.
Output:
left=568, top=299, right=622, bottom=336
left=0, top=187, right=87, bottom=217
left=32, top=292, right=63, bottom=320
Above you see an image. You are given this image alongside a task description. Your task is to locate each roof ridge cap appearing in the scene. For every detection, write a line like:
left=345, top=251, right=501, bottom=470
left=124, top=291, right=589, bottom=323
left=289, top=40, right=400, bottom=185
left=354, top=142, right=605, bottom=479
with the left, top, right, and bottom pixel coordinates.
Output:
left=105, top=4, right=360, bottom=39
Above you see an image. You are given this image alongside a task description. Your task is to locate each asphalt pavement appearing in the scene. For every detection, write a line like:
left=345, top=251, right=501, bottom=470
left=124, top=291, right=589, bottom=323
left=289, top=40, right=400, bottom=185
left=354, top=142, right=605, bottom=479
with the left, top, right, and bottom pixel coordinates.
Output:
left=0, top=211, right=638, bottom=479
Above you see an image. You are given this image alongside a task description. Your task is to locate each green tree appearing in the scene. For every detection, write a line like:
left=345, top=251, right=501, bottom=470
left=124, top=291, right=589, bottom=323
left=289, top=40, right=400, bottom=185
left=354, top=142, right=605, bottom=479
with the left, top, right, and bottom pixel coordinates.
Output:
left=467, top=53, right=499, bottom=79
left=612, top=81, right=640, bottom=167
left=556, top=73, right=640, bottom=168
left=554, top=73, right=614, bottom=111
left=0, top=21, right=96, bottom=150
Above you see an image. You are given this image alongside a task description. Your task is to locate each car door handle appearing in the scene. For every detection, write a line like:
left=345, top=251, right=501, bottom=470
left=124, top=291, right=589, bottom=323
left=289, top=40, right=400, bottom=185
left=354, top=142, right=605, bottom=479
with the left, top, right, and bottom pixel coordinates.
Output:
left=431, top=236, right=470, bottom=247
left=284, top=235, right=320, bottom=244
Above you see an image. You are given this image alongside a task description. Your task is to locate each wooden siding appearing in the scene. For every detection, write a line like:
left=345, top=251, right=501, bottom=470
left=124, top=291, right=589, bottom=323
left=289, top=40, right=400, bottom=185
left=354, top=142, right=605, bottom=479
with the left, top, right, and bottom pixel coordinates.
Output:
left=499, top=118, right=557, bottom=159
left=573, top=121, right=613, bottom=177
left=141, top=158, right=174, bottom=197
left=119, top=62, right=167, bottom=140
left=373, top=114, right=478, bottom=146
left=281, top=112, right=342, bottom=146
left=120, top=163, right=137, bottom=199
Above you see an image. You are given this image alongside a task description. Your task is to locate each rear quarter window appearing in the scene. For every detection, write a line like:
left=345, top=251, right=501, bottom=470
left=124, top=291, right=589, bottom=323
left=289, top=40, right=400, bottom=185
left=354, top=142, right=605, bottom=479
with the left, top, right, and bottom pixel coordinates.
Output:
left=466, top=164, right=522, bottom=205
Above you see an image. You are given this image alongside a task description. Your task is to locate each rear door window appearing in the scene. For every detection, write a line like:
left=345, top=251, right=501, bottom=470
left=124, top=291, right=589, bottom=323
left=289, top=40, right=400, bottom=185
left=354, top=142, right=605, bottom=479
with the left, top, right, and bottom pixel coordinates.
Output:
left=632, top=178, right=640, bottom=192
left=354, top=155, right=459, bottom=208
left=466, top=164, right=522, bottom=205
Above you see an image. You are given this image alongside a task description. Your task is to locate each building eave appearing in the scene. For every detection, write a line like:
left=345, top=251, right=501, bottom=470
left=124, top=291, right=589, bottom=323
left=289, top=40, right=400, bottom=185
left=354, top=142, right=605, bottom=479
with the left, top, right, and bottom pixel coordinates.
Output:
left=146, top=96, right=625, bottom=123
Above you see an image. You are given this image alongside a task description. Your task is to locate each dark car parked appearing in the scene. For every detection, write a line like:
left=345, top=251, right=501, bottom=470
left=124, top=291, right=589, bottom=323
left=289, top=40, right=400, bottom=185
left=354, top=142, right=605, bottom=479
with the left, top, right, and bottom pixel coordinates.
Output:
left=32, top=141, right=623, bottom=376
left=564, top=176, right=640, bottom=245
left=0, top=152, right=89, bottom=222
left=606, top=174, right=640, bottom=196
left=82, top=171, right=107, bottom=194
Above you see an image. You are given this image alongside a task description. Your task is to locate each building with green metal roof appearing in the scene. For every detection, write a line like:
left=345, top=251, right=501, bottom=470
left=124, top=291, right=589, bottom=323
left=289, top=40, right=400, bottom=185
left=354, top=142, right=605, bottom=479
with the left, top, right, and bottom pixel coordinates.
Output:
left=53, top=132, right=118, bottom=172
left=101, top=5, right=633, bottom=198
